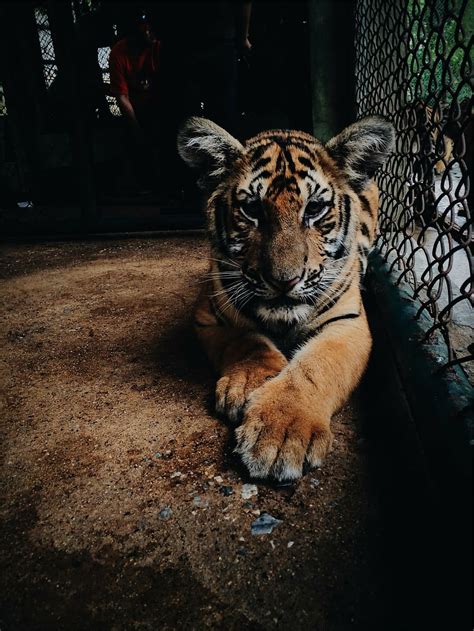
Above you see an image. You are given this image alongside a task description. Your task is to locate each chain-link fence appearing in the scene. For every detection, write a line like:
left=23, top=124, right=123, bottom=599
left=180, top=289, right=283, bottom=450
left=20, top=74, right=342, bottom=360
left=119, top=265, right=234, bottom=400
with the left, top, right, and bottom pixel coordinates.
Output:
left=34, top=7, right=59, bottom=88
left=355, top=0, right=473, bottom=378
left=97, top=46, right=121, bottom=116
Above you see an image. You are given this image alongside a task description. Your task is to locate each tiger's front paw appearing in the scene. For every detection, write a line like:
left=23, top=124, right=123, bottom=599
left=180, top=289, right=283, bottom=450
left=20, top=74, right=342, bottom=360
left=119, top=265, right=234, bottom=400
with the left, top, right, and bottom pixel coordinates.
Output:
left=234, top=381, right=333, bottom=481
left=215, top=363, right=285, bottom=424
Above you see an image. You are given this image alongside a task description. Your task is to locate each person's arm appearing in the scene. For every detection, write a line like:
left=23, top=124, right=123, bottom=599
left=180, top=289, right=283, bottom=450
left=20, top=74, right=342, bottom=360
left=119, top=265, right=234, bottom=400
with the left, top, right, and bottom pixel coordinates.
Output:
left=117, top=94, right=146, bottom=146
left=109, top=46, right=141, bottom=134
left=238, top=1, right=252, bottom=52
left=116, top=93, right=138, bottom=124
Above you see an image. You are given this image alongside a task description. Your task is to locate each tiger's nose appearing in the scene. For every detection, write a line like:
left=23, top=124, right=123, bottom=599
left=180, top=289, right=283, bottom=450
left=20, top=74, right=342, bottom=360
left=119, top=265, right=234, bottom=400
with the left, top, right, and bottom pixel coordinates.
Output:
left=265, top=274, right=301, bottom=294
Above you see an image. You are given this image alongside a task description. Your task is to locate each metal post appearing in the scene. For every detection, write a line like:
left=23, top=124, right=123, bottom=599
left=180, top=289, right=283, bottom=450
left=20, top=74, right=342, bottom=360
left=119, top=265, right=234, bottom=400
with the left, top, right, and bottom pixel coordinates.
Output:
left=308, top=0, right=357, bottom=142
left=47, top=0, right=96, bottom=229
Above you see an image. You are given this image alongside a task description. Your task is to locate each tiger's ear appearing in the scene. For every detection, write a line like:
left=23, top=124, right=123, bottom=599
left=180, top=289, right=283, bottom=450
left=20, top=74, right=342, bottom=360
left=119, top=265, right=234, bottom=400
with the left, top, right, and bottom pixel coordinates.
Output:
left=326, top=116, right=395, bottom=192
left=177, top=117, right=244, bottom=191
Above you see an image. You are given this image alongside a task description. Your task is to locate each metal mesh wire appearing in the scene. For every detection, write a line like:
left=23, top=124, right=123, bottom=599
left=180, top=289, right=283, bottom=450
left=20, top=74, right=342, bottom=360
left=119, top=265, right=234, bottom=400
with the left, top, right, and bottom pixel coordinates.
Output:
left=0, top=84, right=7, bottom=117
left=97, top=47, right=121, bottom=116
left=34, top=7, right=58, bottom=88
left=355, top=0, right=473, bottom=377
left=97, top=46, right=110, bottom=70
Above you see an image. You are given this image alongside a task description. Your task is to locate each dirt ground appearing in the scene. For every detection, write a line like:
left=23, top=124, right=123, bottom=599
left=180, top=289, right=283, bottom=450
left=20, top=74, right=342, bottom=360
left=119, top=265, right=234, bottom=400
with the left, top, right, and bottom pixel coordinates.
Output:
left=0, top=236, right=393, bottom=630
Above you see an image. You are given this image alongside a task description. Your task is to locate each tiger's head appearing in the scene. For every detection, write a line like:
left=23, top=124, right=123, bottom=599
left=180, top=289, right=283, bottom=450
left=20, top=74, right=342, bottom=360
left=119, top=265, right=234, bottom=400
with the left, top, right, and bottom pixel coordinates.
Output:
left=178, top=117, right=394, bottom=327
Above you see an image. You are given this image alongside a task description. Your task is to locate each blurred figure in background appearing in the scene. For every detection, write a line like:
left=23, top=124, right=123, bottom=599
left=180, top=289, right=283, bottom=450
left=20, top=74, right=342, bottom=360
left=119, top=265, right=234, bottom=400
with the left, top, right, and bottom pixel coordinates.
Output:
left=109, top=10, right=161, bottom=194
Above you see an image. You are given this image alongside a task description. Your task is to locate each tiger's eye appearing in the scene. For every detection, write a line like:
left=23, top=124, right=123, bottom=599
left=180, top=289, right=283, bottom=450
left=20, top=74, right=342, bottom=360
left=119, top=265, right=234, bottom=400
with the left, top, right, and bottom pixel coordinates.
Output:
left=240, top=199, right=263, bottom=223
left=304, top=200, right=331, bottom=224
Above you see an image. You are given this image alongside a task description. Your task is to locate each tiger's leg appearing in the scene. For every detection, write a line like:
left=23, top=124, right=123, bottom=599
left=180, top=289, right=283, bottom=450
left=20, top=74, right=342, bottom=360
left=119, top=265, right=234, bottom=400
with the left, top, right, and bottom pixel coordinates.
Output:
left=235, top=312, right=372, bottom=480
left=194, top=291, right=287, bottom=423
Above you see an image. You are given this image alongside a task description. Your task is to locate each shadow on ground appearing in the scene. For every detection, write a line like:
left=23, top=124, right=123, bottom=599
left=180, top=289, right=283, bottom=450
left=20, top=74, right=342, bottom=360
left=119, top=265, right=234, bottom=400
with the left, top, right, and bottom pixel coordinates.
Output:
left=1, top=236, right=404, bottom=630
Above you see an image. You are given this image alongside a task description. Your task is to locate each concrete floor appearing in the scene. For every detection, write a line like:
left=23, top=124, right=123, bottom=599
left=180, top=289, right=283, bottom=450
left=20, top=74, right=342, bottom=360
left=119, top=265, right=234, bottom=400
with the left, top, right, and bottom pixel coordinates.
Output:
left=0, top=236, right=393, bottom=630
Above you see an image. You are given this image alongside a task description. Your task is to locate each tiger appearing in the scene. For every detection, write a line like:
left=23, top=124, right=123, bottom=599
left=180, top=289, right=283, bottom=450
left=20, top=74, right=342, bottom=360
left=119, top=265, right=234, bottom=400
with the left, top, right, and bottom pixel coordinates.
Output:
left=426, top=104, right=454, bottom=174
left=177, top=115, right=394, bottom=481
left=408, top=100, right=454, bottom=174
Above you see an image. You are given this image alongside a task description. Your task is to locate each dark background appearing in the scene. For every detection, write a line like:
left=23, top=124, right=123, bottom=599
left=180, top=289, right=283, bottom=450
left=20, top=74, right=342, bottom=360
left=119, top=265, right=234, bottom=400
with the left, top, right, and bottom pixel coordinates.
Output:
left=0, top=0, right=313, bottom=233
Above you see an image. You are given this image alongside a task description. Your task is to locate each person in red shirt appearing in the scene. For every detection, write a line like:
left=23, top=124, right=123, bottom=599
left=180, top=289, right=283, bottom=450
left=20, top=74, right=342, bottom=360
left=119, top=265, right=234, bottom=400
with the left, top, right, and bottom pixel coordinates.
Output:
left=109, top=12, right=161, bottom=193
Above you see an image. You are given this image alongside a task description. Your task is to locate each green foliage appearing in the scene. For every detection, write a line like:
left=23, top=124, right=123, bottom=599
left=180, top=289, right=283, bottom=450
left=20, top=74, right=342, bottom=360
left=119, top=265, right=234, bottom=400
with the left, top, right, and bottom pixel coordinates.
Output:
left=406, top=0, right=473, bottom=103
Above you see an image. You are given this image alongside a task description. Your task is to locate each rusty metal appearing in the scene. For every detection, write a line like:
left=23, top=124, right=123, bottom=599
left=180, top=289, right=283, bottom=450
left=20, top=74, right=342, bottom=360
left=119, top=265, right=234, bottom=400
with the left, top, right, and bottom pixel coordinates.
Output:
left=355, top=0, right=473, bottom=377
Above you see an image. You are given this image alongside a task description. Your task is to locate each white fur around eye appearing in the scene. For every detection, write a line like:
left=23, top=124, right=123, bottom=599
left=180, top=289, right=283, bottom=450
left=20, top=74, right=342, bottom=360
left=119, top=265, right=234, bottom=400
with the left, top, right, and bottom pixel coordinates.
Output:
left=305, top=203, right=331, bottom=227
left=239, top=205, right=260, bottom=227
left=239, top=207, right=258, bottom=226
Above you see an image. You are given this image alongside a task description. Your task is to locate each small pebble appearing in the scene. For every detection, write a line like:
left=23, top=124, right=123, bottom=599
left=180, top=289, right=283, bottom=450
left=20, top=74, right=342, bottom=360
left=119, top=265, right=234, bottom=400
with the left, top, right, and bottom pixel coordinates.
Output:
left=193, top=495, right=209, bottom=509
left=241, top=483, right=258, bottom=500
left=219, top=485, right=234, bottom=497
left=154, top=452, right=162, bottom=459
left=159, top=507, right=172, bottom=520
left=251, top=513, right=282, bottom=536
left=213, top=475, right=224, bottom=484
left=310, top=478, right=320, bottom=488
left=287, top=541, right=295, bottom=548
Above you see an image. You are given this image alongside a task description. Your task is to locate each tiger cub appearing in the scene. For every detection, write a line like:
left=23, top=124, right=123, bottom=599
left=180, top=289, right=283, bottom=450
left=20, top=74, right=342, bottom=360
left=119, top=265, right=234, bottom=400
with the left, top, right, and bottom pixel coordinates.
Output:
left=178, top=116, right=394, bottom=481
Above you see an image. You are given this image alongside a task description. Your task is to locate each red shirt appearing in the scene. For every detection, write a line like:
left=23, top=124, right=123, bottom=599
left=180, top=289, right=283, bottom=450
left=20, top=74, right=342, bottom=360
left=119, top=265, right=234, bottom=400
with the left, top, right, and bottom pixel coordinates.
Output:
left=109, top=38, right=161, bottom=111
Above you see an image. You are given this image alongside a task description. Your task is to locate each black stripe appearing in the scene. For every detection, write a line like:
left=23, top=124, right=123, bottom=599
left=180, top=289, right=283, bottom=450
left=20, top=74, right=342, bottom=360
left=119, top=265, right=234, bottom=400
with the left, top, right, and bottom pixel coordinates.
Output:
left=300, top=364, right=318, bottom=387
left=320, top=220, right=336, bottom=235
left=288, top=141, right=318, bottom=159
left=298, top=156, right=314, bottom=169
left=271, top=142, right=296, bottom=174
left=252, top=156, right=271, bottom=170
left=358, top=244, right=369, bottom=258
left=263, top=137, right=297, bottom=174
left=317, top=312, right=360, bottom=330
left=285, top=176, right=299, bottom=192
left=276, top=152, right=284, bottom=172
left=359, top=193, right=374, bottom=216
left=297, top=169, right=317, bottom=184
left=249, top=170, right=272, bottom=188
left=360, top=222, right=370, bottom=238
left=214, top=196, right=228, bottom=252
left=295, top=310, right=361, bottom=350
left=249, top=142, right=273, bottom=162
left=258, top=134, right=290, bottom=145
left=333, top=194, right=351, bottom=259
left=267, top=174, right=287, bottom=196
left=282, top=145, right=296, bottom=173
left=313, top=273, right=353, bottom=318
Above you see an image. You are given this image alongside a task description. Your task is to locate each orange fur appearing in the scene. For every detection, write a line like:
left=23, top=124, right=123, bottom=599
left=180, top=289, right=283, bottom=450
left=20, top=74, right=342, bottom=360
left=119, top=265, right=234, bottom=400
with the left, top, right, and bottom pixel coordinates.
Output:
left=178, top=116, right=393, bottom=480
